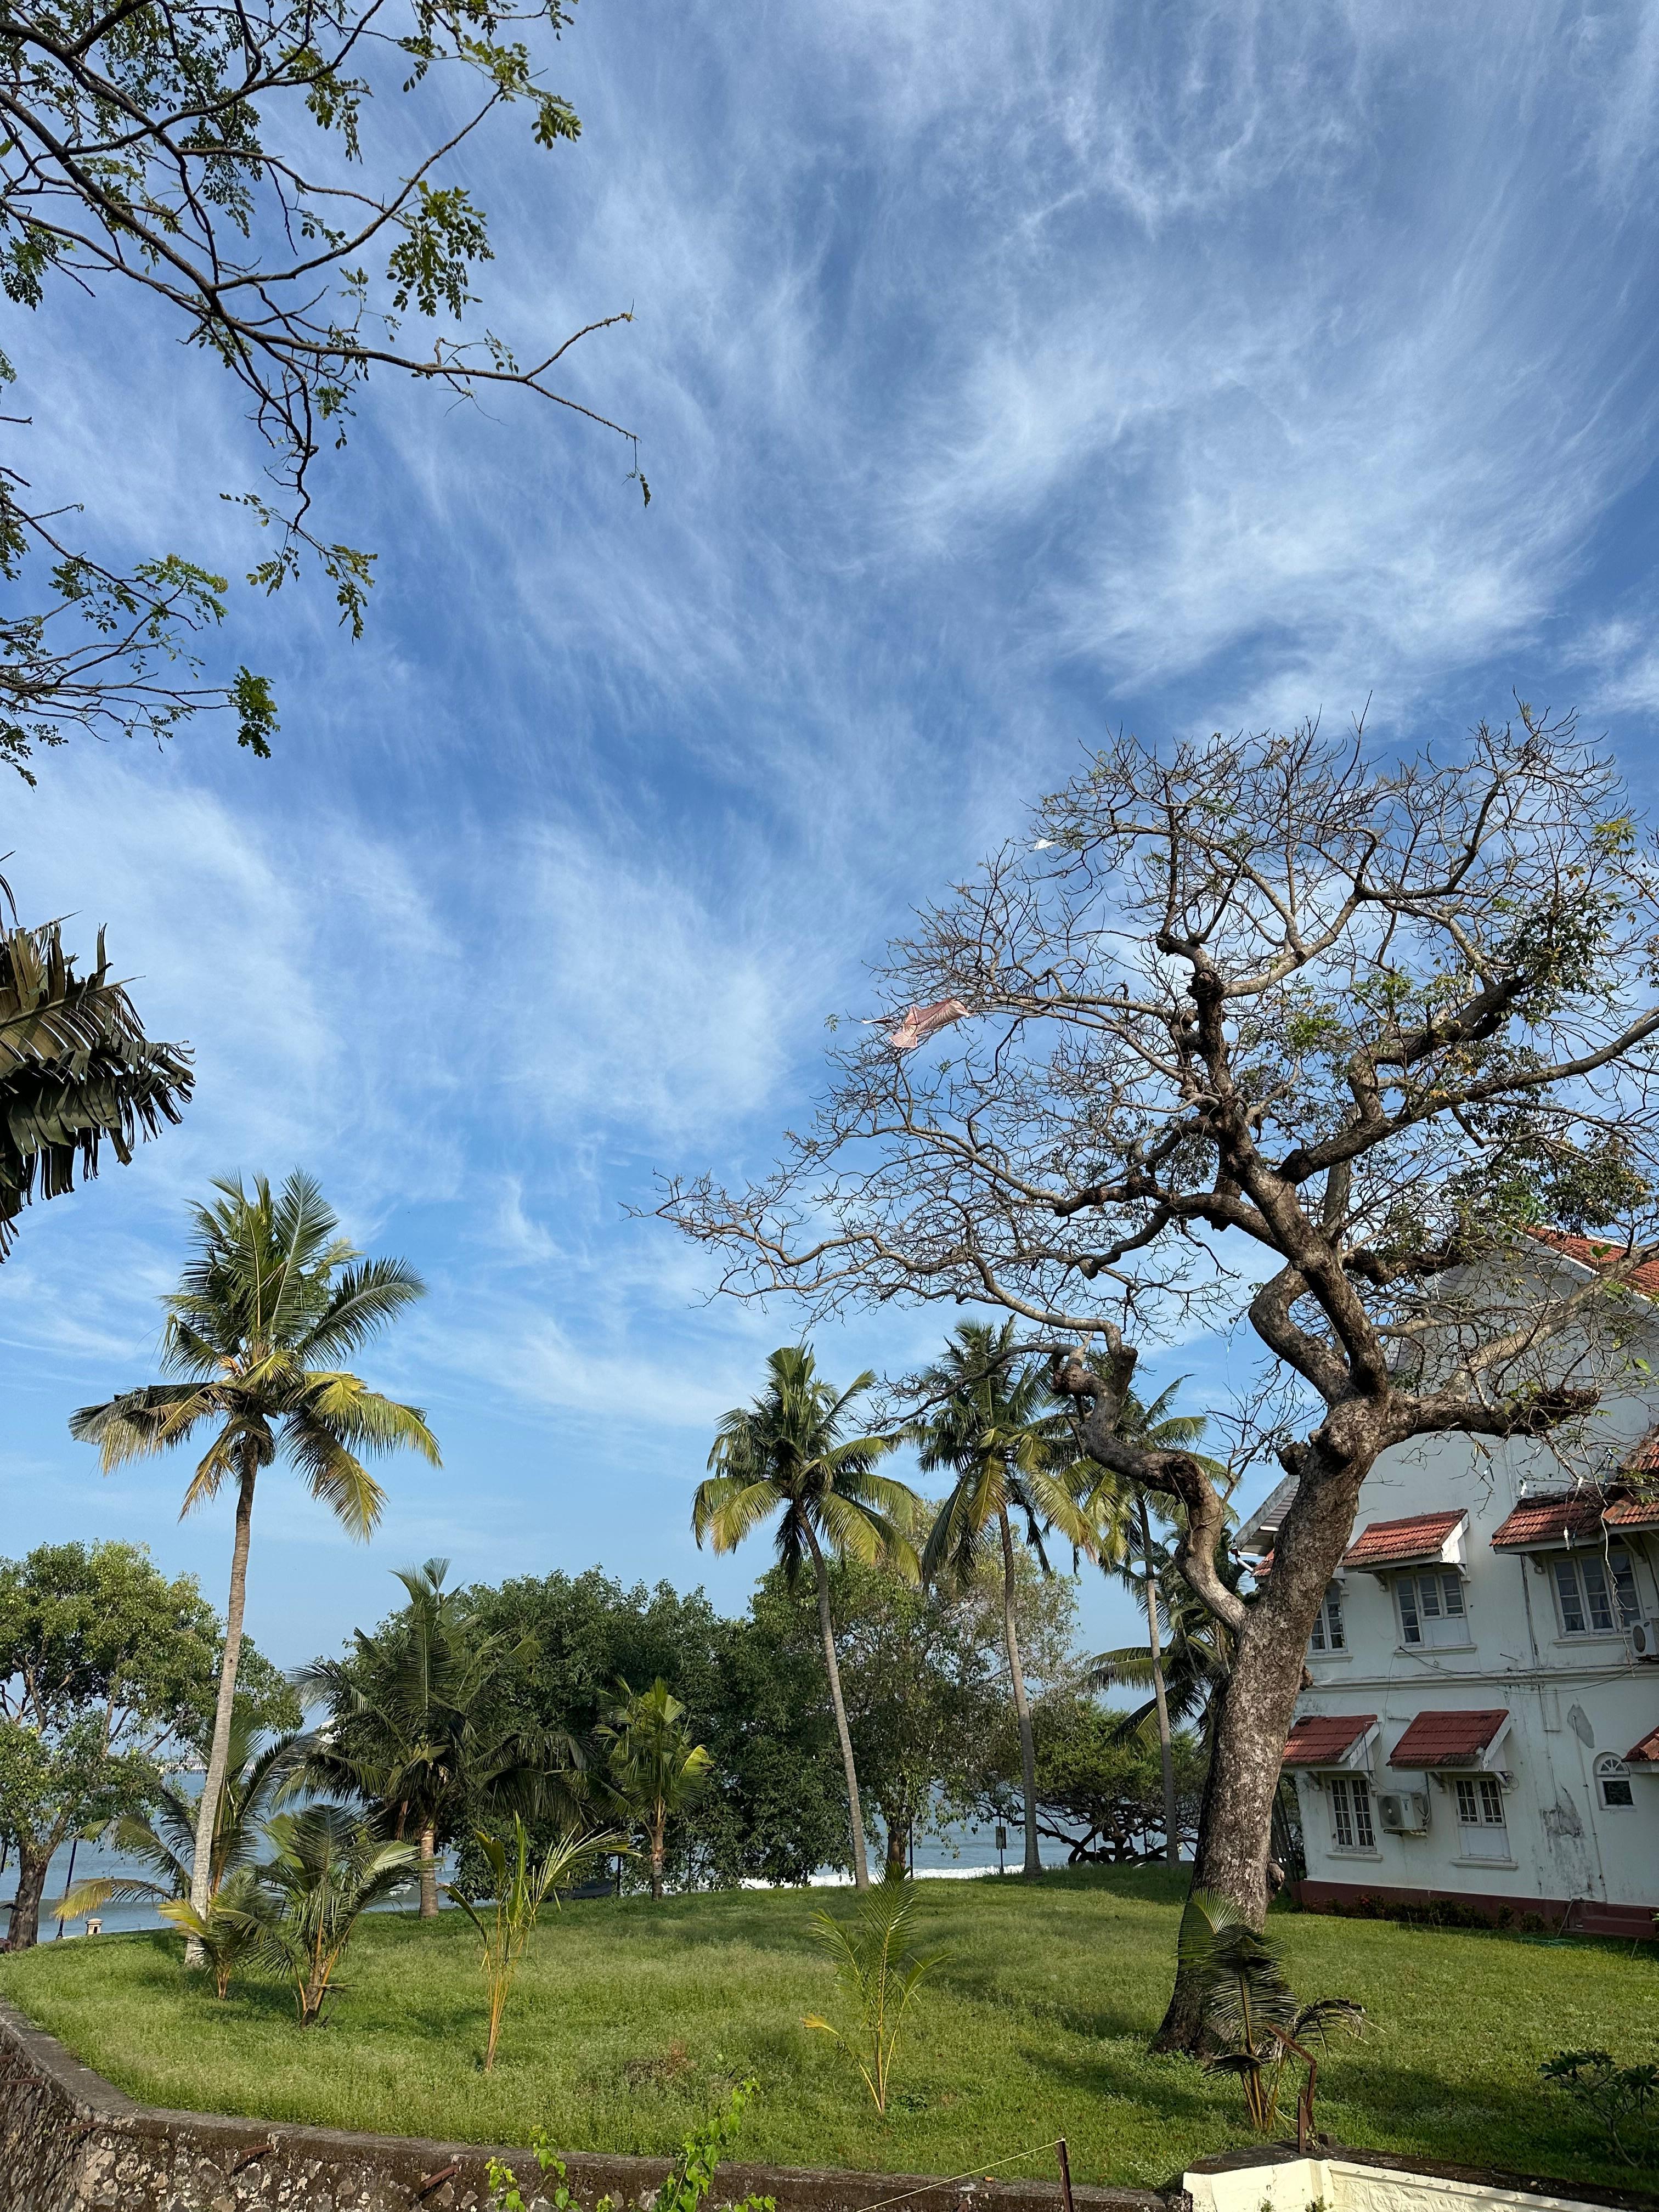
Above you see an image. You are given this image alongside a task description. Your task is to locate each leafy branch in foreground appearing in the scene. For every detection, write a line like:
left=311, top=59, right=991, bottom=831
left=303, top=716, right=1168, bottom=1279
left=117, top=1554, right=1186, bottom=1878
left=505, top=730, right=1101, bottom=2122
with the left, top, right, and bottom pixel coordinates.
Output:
left=804, top=1871, right=944, bottom=2114
left=0, top=0, right=646, bottom=772
left=1540, top=2050, right=1659, bottom=2168
left=487, top=2081, right=773, bottom=2212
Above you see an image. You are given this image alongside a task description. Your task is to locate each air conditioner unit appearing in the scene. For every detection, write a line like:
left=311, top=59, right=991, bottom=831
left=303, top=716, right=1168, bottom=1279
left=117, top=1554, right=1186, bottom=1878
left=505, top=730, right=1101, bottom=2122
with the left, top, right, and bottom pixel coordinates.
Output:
left=1378, top=1791, right=1430, bottom=1834
left=1627, top=1616, right=1659, bottom=1662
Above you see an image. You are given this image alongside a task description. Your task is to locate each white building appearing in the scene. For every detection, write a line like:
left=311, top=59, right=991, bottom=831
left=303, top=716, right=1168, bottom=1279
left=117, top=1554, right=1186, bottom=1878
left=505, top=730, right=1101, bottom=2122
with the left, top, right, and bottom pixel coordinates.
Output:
left=1237, top=1237, right=1659, bottom=1939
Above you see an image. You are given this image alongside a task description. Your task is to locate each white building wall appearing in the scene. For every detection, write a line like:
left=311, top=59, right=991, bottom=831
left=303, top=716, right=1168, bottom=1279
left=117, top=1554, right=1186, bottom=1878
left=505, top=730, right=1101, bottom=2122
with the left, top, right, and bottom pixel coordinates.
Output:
left=1288, top=1376, right=1659, bottom=1929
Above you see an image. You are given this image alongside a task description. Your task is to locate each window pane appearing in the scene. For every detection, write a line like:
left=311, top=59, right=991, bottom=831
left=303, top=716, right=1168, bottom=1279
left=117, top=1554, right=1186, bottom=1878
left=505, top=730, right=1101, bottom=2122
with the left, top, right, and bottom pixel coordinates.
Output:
left=1419, top=1575, right=1442, bottom=1617
left=1582, top=1556, right=1615, bottom=1634
left=1610, top=1550, right=1639, bottom=1624
left=1309, top=1611, right=1326, bottom=1652
left=1398, top=1580, right=1421, bottom=1643
left=1478, top=1777, right=1505, bottom=1825
left=1554, top=1558, right=1585, bottom=1633
left=1325, top=1592, right=1346, bottom=1651
left=1455, top=1779, right=1479, bottom=1824
left=1601, top=1769, right=1634, bottom=1808
left=1352, top=1777, right=1375, bottom=1848
left=1332, top=1779, right=1353, bottom=1849
left=1442, top=1573, right=1465, bottom=1617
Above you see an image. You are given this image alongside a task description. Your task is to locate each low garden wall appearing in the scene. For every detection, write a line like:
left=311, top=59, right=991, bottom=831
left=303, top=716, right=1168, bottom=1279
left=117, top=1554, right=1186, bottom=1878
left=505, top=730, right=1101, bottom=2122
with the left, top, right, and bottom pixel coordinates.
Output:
left=0, top=1999, right=1170, bottom=2212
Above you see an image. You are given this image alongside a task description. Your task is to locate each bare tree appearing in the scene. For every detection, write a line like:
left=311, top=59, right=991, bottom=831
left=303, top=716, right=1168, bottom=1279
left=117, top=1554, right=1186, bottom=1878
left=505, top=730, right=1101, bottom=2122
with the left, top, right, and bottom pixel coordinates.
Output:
left=0, top=0, right=642, bottom=775
left=653, top=710, right=1659, bottom=2051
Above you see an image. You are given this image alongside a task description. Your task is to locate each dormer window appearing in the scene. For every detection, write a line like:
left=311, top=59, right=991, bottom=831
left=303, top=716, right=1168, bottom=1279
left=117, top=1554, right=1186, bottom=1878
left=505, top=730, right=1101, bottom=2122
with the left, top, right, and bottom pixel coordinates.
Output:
left=1550, top=1548, right=1638, bottom=1637
left=1395, top=1568, right=1470, bottom=1649
left=1308, top=1584, right=1345, bottom=1655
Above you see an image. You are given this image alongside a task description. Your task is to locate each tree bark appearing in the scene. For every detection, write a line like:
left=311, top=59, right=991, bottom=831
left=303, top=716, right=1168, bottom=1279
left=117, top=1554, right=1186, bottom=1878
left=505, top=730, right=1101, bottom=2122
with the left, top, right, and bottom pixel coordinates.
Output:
left=805, top=1524, right=870, bottom=1889
left=418, top=1823, right=439, bottom=1918
left=998, top=1508, right=1041, bottom=1880
left=1138, top=1493, right=1179, bottom=1867
left=884, top=1819, right=907, bottom=1880
left=4, top=1841, right=52, bottom=1951
left=1152, top=1443, right=1364, bottom=2053
left=187, top=1446, right=257, bottom=1965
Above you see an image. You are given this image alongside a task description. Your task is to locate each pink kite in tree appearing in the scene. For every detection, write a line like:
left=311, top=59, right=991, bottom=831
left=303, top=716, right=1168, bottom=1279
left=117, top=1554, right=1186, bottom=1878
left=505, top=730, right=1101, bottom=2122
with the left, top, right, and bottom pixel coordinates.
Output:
left=887, top=997, right=969, bottom=1051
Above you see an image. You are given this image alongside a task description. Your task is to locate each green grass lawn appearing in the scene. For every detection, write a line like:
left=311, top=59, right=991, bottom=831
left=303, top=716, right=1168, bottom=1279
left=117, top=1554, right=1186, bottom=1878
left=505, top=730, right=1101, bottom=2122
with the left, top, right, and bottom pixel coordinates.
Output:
left=2, top=1869, right=1655, bottom=2192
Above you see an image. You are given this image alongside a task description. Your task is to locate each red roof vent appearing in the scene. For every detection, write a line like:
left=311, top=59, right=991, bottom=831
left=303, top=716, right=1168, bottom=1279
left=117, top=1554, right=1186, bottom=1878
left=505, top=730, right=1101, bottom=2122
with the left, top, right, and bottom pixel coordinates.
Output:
left=1342, top=1511, right=1466, bottom=1572
left=1283, top=1713, right=1377, bottom=1768
left=1626, top=1724, right=1659, bottom=1767
left=1389, top=1708, right=1510, bottom=1770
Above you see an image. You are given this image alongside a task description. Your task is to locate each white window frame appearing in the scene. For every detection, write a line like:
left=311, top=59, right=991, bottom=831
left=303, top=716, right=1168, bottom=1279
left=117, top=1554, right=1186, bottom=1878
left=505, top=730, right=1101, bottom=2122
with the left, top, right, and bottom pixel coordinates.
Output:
left=1453, top=1773, right=1510, bottom=1859
left=1394, top=1567, right=1472, bottom=1649
left=1328, top=1773, right=1376, bottom=1852
left=1595, top=1753, right=1634, bottom=1810
left=1308, top=1583, right=1346, bottom=1656
left=1548, top=1548, right=1639, bottom=1639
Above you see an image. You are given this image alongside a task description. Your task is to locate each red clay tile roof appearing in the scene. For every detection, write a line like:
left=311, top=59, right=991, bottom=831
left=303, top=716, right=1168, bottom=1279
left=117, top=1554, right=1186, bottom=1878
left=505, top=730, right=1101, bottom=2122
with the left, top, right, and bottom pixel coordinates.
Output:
left=1526, top=1228, right=1659, bottom=1296
left=1284, top=1714, right=1376, bottom=1768
left=1342, top=1511, right=1466, bottom=1571
left=1624, top=1426, right=1659, bottom=1472
left=1492, top=1485, right=1659, bottom=1546
left=1388, top=1709, right=1509, bottom=1769
left=1492, top=1492, right=1612, bottom=1549
left=1627, top=1724, right=1659, bottom=1766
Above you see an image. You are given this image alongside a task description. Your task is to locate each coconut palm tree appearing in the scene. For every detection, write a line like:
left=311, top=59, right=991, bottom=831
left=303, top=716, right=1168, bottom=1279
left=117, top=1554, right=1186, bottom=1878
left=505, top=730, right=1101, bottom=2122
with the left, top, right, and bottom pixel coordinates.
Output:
left=1076, top=1380, right=1224, bottom=1866
left=694, top=1345, right=918, bottom=1891
left=597, top=1676, right=712, bottom=1898
left=0, top=884, right=193, bottom=1260
left=907, top=1319, right=1094, bottom=1881
left=297, top=1559, right=570, bottom=1917
left=55, top=1702, right=304, bottom=1925
left=69, top=1170, right=439, bottom=1954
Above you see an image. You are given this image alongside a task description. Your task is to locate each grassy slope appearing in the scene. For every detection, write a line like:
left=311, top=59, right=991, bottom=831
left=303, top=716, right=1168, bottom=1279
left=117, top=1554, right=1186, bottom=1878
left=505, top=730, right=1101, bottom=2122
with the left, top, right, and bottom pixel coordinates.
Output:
left=2, top=1869, right=1654, bottom=2192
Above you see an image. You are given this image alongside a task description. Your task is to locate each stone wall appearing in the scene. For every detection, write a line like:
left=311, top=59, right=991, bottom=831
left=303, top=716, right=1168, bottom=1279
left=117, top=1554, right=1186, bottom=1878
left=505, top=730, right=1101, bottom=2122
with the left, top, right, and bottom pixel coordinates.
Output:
left=0, top=1999, right=1173, bottom=2212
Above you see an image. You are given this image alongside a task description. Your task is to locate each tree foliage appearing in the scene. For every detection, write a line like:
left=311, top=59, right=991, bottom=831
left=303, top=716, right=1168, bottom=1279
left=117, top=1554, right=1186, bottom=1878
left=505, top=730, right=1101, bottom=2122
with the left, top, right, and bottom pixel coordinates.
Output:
left=0, top=890, right=190, bottom=1256
left=0, top=0, right=642, bottom=771
left=0, top=1538, right=291, bottom=1948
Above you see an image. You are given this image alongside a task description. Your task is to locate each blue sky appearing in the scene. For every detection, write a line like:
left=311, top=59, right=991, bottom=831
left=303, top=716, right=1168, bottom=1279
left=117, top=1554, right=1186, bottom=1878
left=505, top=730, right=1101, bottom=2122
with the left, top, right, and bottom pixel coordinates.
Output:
left=7, top=1, right=1659, bottom=1671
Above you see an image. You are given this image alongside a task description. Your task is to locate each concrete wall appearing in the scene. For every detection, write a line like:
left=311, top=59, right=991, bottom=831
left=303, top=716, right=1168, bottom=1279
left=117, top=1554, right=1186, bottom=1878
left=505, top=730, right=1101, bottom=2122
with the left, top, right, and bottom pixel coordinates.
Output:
left=1183, top=2147, right=1656, bottom=2212
left=0, top=1998, right=1168, bottom=2212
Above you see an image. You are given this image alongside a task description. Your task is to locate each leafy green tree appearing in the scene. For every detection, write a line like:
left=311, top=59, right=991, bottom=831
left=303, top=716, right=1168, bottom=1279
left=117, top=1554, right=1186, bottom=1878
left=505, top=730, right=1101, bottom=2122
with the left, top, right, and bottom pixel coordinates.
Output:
left=804, top=1872, right=945, bottom=2114
left=978, top=1693, right=1205, bottom=1865
left=255, top=1806, right=420, bottom=2023
left=906, top=1321, right=1094, bottom=1881
left=597, top=1677, right=712, bottom=1900
left=70, top=1170, right=438, bottom=1952
left=1077, top=1380, right=1226, bottom=1866
left=0, top=891, right=191, bottom=1257
left=0, top=0, right=640, bottom=774
left=0, top=1540, right=291, bottom=1949
left=695, top=1345, right=919, bottom=1891
left=57, top=1700, right=304, bottom=1924
left=157, top=1867, right=279, bottom=1999
left=298, top=1559, right=563, bottom=1917
left=452, top=1568, right=851, bottom=1892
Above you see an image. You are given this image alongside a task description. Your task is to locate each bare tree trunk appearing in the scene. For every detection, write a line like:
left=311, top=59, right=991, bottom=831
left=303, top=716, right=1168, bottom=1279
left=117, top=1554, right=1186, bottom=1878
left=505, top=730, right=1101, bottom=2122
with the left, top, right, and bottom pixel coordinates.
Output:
left=805, top=1525, right=870, bottom=1889
left=1153, top=1451, right=1361, bottom=2053
left=650, top=1819, right=664, bottom=1900
left=187, top=1448, right=257, bottom=1966
left=4, top=1842, right=52, bottom=1951
left=1138, top=1493, right=1179, bottom=1867
left=884, top=1818, right=907, bottom=1880
left=418, top=1824, right=439, bottom=1918
left=998, top=1509, right=1041, bottom=1880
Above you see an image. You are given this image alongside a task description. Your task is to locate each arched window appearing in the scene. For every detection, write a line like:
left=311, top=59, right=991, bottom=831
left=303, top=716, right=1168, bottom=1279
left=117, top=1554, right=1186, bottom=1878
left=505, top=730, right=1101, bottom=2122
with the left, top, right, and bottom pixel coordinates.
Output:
left=1595, top=1753, right=1634, bottom=1809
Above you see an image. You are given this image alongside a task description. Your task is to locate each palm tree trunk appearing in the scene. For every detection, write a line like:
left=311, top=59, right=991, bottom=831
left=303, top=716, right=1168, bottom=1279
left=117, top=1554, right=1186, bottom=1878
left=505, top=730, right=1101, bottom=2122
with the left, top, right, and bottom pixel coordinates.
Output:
left=1137, top=1493, right=1178, bottom=1867
left=419, top=1824, right=439, bottom=1918
left=187, top=1444, right=257, bottom=1964
left=998, top=1508, right=1041, bottom=1880
left=805, top=1525, right=870, bottom=1889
